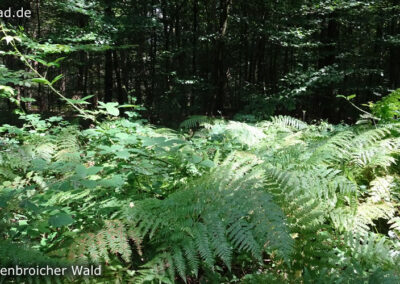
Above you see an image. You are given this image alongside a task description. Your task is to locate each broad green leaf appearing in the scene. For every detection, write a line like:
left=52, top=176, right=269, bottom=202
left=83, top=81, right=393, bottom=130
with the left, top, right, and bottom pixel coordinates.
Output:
left=50, top=74, right=63, bottom=85
left=190, top=155, right=203, bottom=164
left=18, top=220, right=28, bottom=226
left=81, top=95, right=94, bottom=101
left=98, top=101, right=120, bottom=116
left=35, top=58, right=50, bottom=66
left=48, top=213, right=74, bottom=227
left=31, top=78, right=50, bottom=85
left=48, top=57, right=66, bottom=67
left=199, top=159, right=215, bottom=168
left=20, top=97, right=36, bottom=102
left=105, top=104, right=120, bottom=116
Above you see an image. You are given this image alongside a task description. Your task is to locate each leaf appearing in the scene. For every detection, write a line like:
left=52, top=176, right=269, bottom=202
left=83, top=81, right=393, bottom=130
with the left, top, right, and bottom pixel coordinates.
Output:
left=48, top=57, right=66, bottom=67
left=35, top=58, right=50, bottom=66
left=48, top=213, right=74, bottom=227
left=98, top=102, right=120, bottom=116
left=75, top=165, right=102, bottom=177
left=119, top=104, right=138, bottom=108
left=190, top=155, right=203, bottom=164
left=0, top=85, right=15, bottom=97
left=75, top=164, right=88, bottom=177
left=20, top=200, right=41, bottom=214
left=105, top=104, right=120, bottom=116
left=99, top=175, right=125, bottom=188
left=31, top=78, right=50, bottom=85
left=47, top=116, right=63, bottom=122
left=50, top=74, right=63, bottom=85
left=20, top=97, right=36, bottom=103
left=199, top=159, right=215, bottom=168
left=337, top=94, right=356, bottom=101
left=86, top=166, right=103, bottom=176
left=115, top=150, right=131, bottom=159
left=81, top=95, right=94, bottom=101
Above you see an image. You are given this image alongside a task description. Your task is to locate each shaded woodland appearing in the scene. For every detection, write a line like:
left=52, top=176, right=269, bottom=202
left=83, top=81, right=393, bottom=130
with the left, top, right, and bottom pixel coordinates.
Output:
left=1, top=0, right=399, bottom=125
left=1, top=1, right=400, bottom=284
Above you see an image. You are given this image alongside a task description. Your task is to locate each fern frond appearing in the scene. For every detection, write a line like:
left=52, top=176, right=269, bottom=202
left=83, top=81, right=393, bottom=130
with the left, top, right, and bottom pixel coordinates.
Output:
left=331, top=202, right=395, bottom=235
left=368, top=176, right=394, bottom=203
left=125, top=155, right=293, bottom=281
left=307, top=130, right=354, bottom=165
left=270, top=115, right=308, bottom=130
left=180, top=116, right=215, bottom=129
left=67, top=220, right=134, bottom=264
left=54, top=127, right=81, bottom=162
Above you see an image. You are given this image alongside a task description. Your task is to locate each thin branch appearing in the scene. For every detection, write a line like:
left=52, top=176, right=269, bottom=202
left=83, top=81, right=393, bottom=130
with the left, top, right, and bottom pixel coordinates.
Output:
left=0, top=23, right=95, bottom=122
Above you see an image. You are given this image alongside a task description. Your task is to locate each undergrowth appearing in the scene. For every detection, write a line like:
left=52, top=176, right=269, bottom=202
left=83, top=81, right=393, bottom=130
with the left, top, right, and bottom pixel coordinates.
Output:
left=0, top=111, right=400, bottom=283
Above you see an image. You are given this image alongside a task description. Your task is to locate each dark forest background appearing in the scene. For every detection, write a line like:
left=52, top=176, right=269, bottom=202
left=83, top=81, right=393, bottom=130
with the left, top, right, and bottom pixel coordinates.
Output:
left=1, top=0, right=400, bottom=126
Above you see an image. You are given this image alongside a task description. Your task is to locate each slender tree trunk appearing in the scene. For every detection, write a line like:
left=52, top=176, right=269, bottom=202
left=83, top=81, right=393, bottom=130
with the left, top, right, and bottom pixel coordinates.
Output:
left=317, top=13, right=339, bottom=119
left=104, top=0, right=113, bottom=102
left=104, top=49, right=113, bottom=102
left=36, top=0, right=41, bottom=37
left=35, top=0, right=46, bottom=111
left=113, top=50, right=126, bottom=105
left=389, top=18, right=400, bottom=89
left=192, top=0, right=198, bottom=77
left=161, top=0, right=172, bottom=103
left=83, top=52, right=89, bottom=99
left=146, top=1, right=157, bottom=111
left=213, top=0, right=232, bottom=114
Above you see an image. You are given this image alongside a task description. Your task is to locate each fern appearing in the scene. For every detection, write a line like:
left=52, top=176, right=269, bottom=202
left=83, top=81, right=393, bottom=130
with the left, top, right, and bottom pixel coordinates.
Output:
left=124, top=154, right=293, bottom=281
left=180, top=115, right=215, bottom=129
left=54, top=126, right=81, bottom=162
left=0, top=240, right=67, bottom=267
left=66, top=220, right=138, bottom=264
left=1, top=113, right=400, bottom=283
left=369, top=176, right=395, bottom=203
left=270, top=115, right=308, bottom=130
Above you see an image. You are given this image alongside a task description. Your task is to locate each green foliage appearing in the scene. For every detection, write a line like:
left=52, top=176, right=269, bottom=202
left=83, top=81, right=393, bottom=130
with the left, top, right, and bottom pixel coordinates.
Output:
left=369, top=89, right=400, bottom=122
left=66, top=220, right=137, bottom=264
left=1, top=111, right=400, bottom=283
left=179, top=115, right=216, bottom=130
left=125, top=154, right=293, bottom=281
left=0, top=240, right=67, bottom=267
left=2, top=1, right=400, bottom=282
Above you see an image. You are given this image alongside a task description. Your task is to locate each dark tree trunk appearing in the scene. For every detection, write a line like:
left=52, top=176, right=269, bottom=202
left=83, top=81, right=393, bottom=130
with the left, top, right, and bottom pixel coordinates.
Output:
left=104, top=49, right=113, bottom=102
left=213, top=0, right=232, bottom=115
left=113, top=50, right=126, bottom=105
left=192, top=0, right=198, bottom=77
left=104, top=0, right=113, bottom=102
left=389, top=19, right=400, bottom=89
left=315, top=13, right=339, bottom=120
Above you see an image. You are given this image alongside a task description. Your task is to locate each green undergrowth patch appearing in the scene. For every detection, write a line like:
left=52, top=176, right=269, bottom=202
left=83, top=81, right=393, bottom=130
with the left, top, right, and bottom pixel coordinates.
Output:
left=1, top=113, right=400, bottom=283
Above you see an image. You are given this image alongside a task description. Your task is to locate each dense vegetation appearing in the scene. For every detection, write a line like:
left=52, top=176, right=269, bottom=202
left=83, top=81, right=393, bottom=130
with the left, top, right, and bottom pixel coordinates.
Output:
left=1, top=0, right=400, bottom=283
left=1, top=0, right=400, bottom=124
left=1, top=101, right=400, bottom=283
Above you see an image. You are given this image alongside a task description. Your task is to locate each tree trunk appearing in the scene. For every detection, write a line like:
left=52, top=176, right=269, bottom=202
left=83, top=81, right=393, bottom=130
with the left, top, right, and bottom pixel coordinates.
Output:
left=104, top=0, right=113, bottom=102
left=213, top=0, right=232, bottom=114
left=113, top=50, right=126, bottom=105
